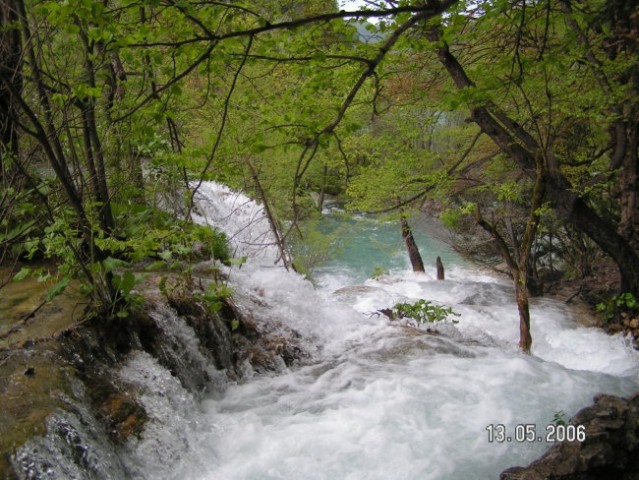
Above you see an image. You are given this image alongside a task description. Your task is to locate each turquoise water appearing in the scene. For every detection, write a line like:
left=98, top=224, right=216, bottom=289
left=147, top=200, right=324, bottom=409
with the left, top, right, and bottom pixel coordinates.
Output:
left=311, top=210, right=465, bottom=284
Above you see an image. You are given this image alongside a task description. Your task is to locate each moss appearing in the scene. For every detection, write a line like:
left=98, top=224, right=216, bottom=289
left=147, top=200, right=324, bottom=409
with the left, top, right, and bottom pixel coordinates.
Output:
left=0, top=349, right=77, bottom=476
left=0, top=274, right=84, bottom=350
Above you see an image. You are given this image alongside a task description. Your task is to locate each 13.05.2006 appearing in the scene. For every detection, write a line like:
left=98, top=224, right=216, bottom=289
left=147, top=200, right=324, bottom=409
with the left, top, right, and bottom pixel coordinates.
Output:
left=485, top=423, right=586, bottom=443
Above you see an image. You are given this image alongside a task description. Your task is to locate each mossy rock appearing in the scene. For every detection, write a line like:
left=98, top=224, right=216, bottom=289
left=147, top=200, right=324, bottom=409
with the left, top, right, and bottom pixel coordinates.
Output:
left=0, top=349, right=77, bottom=478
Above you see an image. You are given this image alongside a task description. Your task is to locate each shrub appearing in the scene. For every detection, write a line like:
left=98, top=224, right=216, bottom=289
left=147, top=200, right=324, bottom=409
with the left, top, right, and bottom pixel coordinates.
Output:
left=596, top=292, right=638, bottom=322
left=392, top=299, right=460, bottom=324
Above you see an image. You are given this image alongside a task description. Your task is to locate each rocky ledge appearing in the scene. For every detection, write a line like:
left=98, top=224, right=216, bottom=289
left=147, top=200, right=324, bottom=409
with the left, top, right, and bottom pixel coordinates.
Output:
left=0, top=275, right=308, bottom=479
left=501, top=394, right=639, bottom=480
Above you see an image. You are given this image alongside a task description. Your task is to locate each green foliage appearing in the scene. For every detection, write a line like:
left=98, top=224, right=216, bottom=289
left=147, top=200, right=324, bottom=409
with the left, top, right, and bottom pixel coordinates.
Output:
left=5, top=0, right=638, bottom=325
left=371, top=266, right=388, bottom=280
left=46, top=277, right=72, bottom=302
left=9, top=198, right=231, bottom=317
left=439, top=208, right=459, bottom=230
left=195, top=282, right=233, bottom=314
left=596, top=293, right=639, bottom=321
left=392, top=299, right=460, bottom=324
left=106, top=204, right=232, bottom=266
left=110, top=270, right=142, bottom=319
left=289, top=214, right=344, bottom=275
left=552, top=410, right=568, bottom=427
left=440, top=202, right=479, bottom=231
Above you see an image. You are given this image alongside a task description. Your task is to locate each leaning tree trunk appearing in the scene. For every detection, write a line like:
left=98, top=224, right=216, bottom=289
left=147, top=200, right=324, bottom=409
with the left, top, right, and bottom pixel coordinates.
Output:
left=246, top=157, right=292, bottom=271
left=430, top=29, right=639, bottom=298
left=559, top=0, right=639, bottom=254
left=400, top=214, right=425, bottom=273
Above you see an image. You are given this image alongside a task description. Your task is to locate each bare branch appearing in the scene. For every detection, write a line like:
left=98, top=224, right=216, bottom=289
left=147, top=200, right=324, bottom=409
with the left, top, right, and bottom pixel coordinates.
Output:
left=187, top=34, right=254, bottom=218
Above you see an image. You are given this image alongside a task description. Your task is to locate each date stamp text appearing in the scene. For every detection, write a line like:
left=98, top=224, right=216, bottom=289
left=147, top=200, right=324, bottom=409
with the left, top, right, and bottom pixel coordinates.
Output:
left=485, top=423, right=586, bottom=443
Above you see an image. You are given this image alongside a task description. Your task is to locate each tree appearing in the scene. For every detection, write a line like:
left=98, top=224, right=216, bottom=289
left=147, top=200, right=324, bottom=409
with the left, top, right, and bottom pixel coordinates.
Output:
left=4, top=0, right=635, bottom=336
left=0, top=0, right=25, bottom=267
left=0, top=0, right=20, bottom=159
left=425, top=1, right=639, bottom=298
left=1, top=0, right=459, bottom=316
left=305, top=0, right=637, bottom=349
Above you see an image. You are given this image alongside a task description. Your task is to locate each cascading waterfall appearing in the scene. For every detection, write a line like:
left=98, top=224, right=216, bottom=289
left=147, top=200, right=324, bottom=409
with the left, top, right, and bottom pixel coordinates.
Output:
left=119, top=182, right=639, bottom=480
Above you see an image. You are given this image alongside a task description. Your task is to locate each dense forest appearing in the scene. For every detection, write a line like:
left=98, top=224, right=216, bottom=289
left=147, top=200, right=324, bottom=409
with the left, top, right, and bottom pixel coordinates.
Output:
left=1, top=0, right=638, bottom=352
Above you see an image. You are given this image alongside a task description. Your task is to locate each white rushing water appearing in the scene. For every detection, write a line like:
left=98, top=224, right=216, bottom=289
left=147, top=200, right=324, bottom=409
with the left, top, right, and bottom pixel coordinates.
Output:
left=124, top=182, right=639, bottom=480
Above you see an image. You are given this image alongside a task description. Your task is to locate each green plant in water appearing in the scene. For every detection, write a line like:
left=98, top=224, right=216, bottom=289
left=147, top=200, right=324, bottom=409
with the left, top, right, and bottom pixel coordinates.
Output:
left=392, top=299, right=460, bottom=324
left=371, top=266, right=388, bottom=280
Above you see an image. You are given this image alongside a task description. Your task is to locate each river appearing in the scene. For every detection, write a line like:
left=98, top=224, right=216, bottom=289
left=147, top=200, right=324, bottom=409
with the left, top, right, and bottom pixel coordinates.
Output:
left=120, top=182, right=639, bottom=479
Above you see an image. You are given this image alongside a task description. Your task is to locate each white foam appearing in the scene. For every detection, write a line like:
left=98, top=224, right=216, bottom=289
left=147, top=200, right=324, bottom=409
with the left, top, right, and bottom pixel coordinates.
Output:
left=181, top=340, right=637, bottom=480
left=142, top=181, right=639, bottom=480
left=192, top=182, right=281, bottom=264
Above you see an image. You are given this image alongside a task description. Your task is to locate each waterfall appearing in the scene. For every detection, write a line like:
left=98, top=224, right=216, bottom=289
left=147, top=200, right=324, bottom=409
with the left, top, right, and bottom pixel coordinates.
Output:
left=175, top=182, right=639, bottom=479
left=11, top=181, right=638, bottom=479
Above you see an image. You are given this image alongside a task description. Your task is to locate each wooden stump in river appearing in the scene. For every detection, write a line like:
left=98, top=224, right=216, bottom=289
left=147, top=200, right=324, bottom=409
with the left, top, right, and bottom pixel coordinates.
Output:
left=400, top=215, right=425, bottom=273
left=436, top=256, right=445, bottom=280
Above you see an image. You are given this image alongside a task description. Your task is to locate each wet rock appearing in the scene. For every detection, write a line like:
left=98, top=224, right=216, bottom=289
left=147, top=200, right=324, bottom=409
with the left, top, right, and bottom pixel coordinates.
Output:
left=459, top=283, right=514, bottom=305
left=500, top=394, right=639, bottom=480
left=0, top=345, right=133, bottom=480
left=91, top=380, right=148, bottom=444
left=12, top=409, right=128, bottom=480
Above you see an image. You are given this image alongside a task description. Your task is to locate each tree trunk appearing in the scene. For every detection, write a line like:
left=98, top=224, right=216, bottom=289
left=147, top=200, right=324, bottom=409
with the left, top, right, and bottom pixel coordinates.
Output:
left=79, top=26, right=114, bottom=232
left=9, top=0, right=119, bottom=308
left=436, top=256, right=445, bottom=280
left=516, top=282, right=533, bottom=352
left=246, top=157, right=292, bottom=271
left=475, top=209, right=536, bottom=352
left=0, top=0, right=21, bottom=160
left=617, top=121, right=639, bottom=250
left=604, top=1, right=639, bottom=250
left=400, top=215, right=425, bottom=272
left=515, top=154, right=546, bottom=353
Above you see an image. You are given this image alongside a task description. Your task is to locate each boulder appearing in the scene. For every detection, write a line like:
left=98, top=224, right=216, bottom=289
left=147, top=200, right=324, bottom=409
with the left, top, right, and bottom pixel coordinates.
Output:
left=501, top=394, right=639, bottom=480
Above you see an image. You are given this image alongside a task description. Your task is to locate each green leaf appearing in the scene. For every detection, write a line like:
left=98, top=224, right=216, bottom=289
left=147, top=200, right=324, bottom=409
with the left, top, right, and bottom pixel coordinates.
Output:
left=13, top=267, right=32, bottom=282
left=46, top=277, right=71, bottom=301
left=159, top=250, right=173, bottom=261
left=159, top=276, right=168, bottom=295
left=145, top=261, right=167, bottom=271
left=112, top=271, right=136, bottom=295
left=121, top=271, right=136, bottom=293
left=80, top=284, right=94, bottom=296
left=103, top=257, right=129, bottom=273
